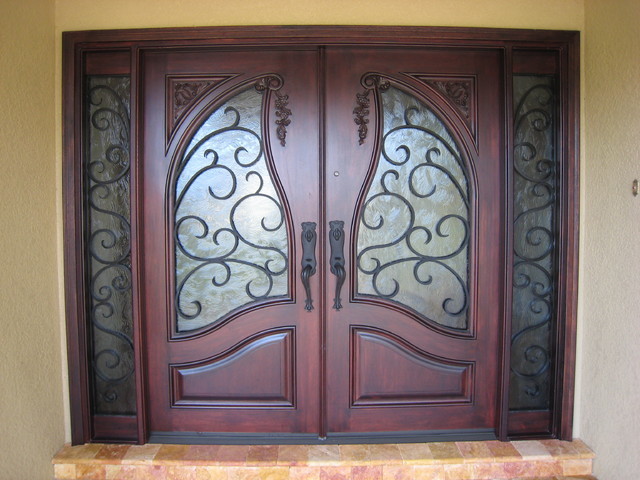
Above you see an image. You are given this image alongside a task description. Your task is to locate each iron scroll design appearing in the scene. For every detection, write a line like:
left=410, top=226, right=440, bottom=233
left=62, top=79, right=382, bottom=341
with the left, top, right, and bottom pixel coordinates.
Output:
left=255, top=75, right=291, bottom=146
left=510, top=77, right=557, bottom=409
left=85, top=77, right=135, bottom=413
left=355, top=80, right=471, bottom=331
left=173, top=82, right=290, bottom=332
left=353, top=74, right=391, bottom=144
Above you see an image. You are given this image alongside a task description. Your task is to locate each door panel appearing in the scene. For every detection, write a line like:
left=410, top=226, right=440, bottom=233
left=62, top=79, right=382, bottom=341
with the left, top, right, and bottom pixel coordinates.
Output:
left=141, top=49, right=321, bottom=434
left=324, top=47, right=504, bottom=433
left=141, top=46, right=504, bottom=437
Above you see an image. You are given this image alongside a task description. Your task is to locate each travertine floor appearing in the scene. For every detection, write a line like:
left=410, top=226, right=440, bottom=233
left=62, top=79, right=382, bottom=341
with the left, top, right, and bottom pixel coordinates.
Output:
left=53, top=439, right=595, bottom=479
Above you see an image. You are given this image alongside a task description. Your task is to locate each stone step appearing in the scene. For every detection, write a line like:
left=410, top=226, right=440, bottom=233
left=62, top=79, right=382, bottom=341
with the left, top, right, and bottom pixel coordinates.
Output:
left=52, top=439, right=595, bottom=479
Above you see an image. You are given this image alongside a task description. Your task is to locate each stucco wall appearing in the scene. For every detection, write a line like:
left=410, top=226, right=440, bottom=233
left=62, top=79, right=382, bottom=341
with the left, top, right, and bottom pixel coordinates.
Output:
left=10, top=0, right=627, bottom=478
left=0, top=1, right=65, bottom=479
left=581, top=1, right=640, bottom=479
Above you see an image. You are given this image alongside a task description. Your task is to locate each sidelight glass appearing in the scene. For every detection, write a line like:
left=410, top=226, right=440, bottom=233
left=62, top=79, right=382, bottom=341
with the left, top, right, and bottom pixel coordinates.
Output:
left=174, top=87, right=289, bottom=332
left=356, top=86, right=470, bottom=330
left=509, top=75, right=557, bottom=410
left=85, top=76, right=136, bottom=415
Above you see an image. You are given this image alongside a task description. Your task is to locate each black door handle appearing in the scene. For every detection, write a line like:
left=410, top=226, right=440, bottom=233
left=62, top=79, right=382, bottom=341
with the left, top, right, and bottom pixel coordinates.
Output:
left=329, top=220, right=346, bottom=310
left=300, top=222, right=317, bottom=312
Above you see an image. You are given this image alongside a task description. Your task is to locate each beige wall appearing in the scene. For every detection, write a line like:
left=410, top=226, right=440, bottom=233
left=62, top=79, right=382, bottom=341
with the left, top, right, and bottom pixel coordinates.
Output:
left=10, top=0, right=640, bottom=478
left=0, top=1, right=65, bottom=479
left=581, top=0, right=640, bottom=478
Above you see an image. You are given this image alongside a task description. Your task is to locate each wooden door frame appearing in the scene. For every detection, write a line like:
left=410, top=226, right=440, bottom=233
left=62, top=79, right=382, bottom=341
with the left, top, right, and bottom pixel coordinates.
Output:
left=62, top=25, right=580, bottom=445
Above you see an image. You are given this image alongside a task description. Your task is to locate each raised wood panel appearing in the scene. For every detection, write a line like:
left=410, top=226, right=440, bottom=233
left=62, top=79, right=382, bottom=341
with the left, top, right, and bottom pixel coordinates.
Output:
left=171, top=329, right=295, bottom=407
left=351, top=327, right=473, bottom=406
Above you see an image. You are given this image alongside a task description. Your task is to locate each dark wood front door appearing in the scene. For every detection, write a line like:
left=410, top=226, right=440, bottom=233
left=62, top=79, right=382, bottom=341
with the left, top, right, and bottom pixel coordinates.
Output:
left=141, top=46, right=504, bottom=439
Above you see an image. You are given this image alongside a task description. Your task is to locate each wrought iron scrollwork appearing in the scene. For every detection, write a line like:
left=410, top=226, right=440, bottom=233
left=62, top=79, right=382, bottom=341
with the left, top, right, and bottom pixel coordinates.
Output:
left=86, top=77, right=135, bottom=413
left=353, top=73, right=390, bottom=144
left=356, top=85, right=470, bottom=330
left=255, top=75, right=291, bottom=146
left=300, top=222, right=317, bottom=312
left=329, top=221, right=346, bottom=311
left=510, top=77, right=557, bottom=409
left=174, top=86, right=290, bottom=332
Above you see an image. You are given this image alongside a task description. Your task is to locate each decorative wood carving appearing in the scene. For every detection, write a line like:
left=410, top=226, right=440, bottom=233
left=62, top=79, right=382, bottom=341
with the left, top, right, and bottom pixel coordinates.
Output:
left=167, top=75, right=235, bottom=140
left=255, top=75, right=291, bottom=146
left=353, top=73, right=390, bottom=144
left=408, top=75, right=477, bottom=139
left=427, top=80, right=472, bottom=119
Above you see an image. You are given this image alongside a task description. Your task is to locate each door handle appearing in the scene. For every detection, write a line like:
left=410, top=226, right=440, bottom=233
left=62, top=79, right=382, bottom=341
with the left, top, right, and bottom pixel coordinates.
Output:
left=329, top=220, right=346, bottom=310
left=300, top=222, right=317, bottom=312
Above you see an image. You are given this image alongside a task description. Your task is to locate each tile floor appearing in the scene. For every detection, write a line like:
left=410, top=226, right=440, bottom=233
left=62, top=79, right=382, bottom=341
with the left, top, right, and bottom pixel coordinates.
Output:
left=52, top=439, right=595, bottom=479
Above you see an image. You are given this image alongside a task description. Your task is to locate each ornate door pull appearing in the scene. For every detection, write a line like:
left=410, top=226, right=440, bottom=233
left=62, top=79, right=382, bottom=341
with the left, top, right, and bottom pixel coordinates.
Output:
left=300, top=222, right=317, bottom=311
left=329, top=220, right=346, bottom=310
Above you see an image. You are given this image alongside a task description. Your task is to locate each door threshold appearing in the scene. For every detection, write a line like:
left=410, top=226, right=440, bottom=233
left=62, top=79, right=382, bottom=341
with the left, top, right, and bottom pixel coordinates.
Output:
left=148, top=429, right=496, bottom=445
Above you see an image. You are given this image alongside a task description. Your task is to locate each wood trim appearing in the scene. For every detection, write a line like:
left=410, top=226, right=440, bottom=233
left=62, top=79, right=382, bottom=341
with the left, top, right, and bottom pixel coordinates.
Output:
left=62, top=25, right=580, bottom=444
left=555, top=31, right=581, bottom=440
left=63, top=30, right=91, bottom=446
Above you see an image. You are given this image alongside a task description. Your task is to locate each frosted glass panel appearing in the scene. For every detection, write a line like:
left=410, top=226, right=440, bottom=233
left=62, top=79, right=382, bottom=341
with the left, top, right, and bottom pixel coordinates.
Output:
left=175, top=87, right=289, bottom=332
left=356, top=86, right=470, bottom=330
left=86, top=76, right=136, bottom=415
left=510, top=75, right=556, bottom=410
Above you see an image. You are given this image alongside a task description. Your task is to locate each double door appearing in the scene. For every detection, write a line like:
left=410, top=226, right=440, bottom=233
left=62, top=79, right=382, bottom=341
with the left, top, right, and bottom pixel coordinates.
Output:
left=141, top=46, right=504, bottom=439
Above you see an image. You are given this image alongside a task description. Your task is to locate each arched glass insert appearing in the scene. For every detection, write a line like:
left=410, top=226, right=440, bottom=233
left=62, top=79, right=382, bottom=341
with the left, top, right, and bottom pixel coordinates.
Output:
left=356, top=86, right=470, bottom=330
left=174, top=87, right=290, bottom=332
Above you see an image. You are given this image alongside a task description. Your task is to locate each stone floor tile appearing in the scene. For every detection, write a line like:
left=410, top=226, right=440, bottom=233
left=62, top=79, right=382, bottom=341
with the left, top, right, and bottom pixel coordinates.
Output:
left=278, top=444, right=310, bottom=466
left=122, top=444, right=163, bottom=464
left=54, top=443, right=104, bottom=462
left=246, top=445, right=279, bottom=465
left=338, top=444, right=370, bottom=464
left=351, top=465, right=383, bottom=479
left=443, top=463, right=474, bottom=480
left=569, top=440, right=597, bottom=459
left=183, top=445, right=221, bottom=464
left=54, top=463, right=76, bottom=480
left=539, top=439, right=581, bottom=458
left=105, top=465, right=138, bottom=480
left=92, top=445, right=131, bottom=464
left=512, top=440, right=553, bottom=460
left=562, top=459, right=593, bottom=475
left=397, top=443, right=434, bottom=464
left=76, top=463, right=107, bottom=480
left=214, top=446, right=251, bottom=465
left=289, top=466, right=321, bottom=480
left=136, top=465, right=168, bottom=480
left=485, top=441, right=522, bottom=461
left=166, top=465, right=197, bottom=480
left=307, top=445, right=341, bottom=466
left=382, top=465, right=414, bottom=480
left=456, top=441, right=494, bottom=462
left=197, top=466, right=230, bottom=480
left=367, top=444, right=403, bottom=464
left=227, top=466, right=289, bottom=480
left=154, top=445, right=191, bottom=464
left=318, top=466, right=352, bottom=479
left=427, top=442, right=463, bottom=463
left=412, top=464, right=446, bottom=480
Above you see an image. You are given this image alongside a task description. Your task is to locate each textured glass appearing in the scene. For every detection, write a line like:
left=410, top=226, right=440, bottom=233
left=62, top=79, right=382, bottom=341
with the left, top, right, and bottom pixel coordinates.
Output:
left=86, top=76, right=135, bottom=415
left=509, top=76, right=556, bottom=410
left=175, top=87, right=289, bottom=332
left=356, top=86, right=470, bottom=330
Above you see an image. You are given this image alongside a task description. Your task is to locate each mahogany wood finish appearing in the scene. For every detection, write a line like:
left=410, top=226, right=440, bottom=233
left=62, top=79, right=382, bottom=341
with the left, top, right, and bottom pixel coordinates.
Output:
left=63, top=26, right=580, bottom=445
